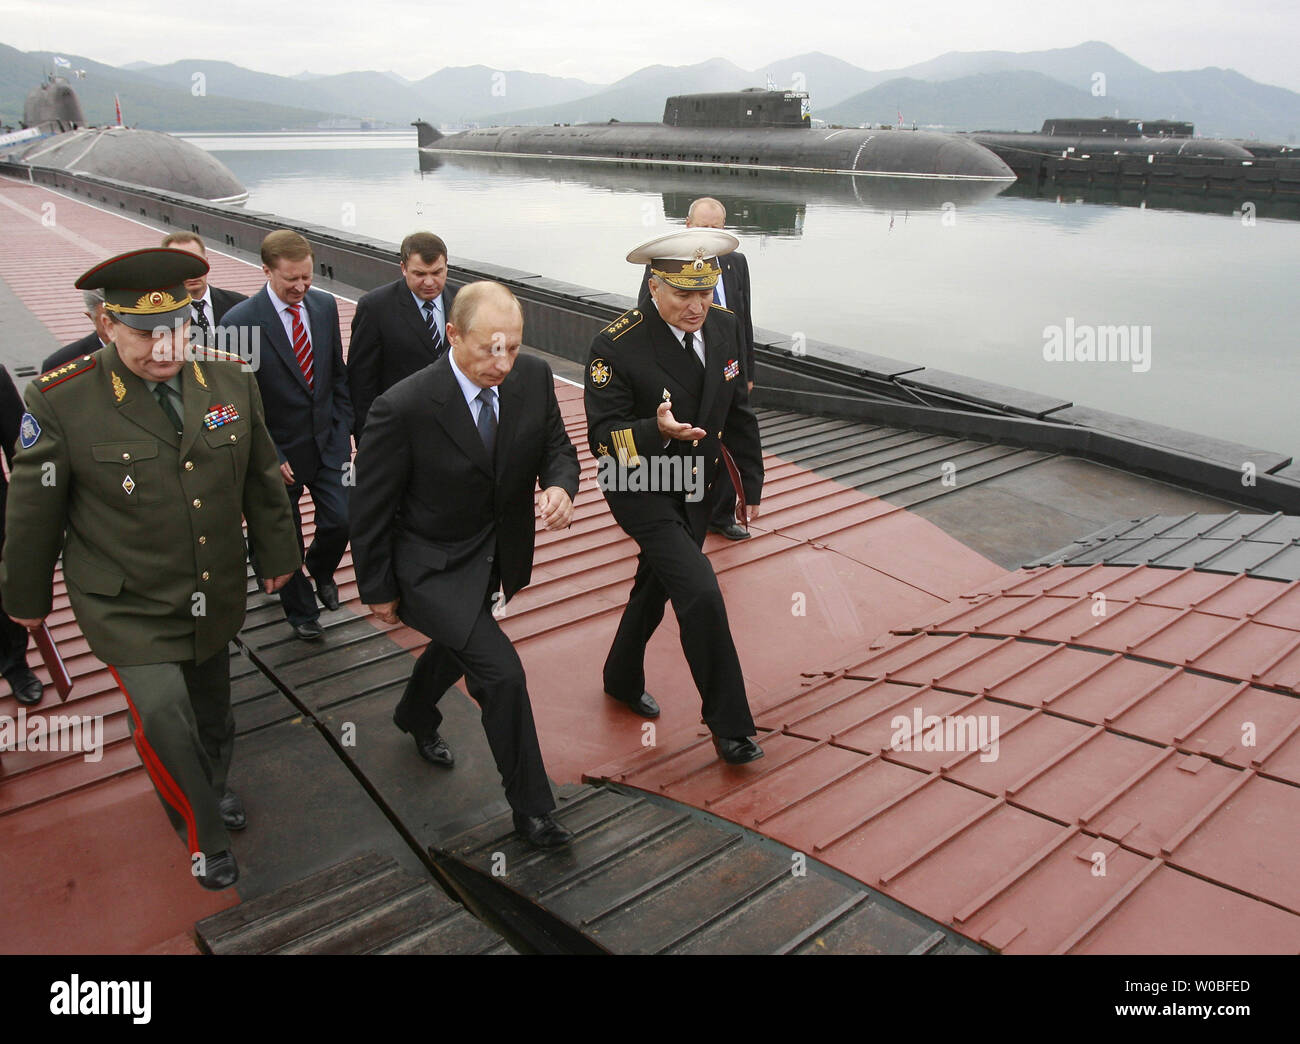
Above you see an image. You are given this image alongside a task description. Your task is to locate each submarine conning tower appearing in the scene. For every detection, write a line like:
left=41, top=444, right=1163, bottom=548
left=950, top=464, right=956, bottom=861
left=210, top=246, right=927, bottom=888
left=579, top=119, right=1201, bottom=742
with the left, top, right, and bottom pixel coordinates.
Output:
left=1041, top=117, right=1195, bottom=138
left=662, top=89, right=809, bottom=129
left=23, top=76, right=87, bottom=133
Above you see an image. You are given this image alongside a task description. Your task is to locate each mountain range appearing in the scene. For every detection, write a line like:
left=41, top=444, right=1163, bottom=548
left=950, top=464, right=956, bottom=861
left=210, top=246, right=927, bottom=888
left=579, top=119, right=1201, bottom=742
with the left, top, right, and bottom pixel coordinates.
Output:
left=2, top=40, right=1296, bottom=142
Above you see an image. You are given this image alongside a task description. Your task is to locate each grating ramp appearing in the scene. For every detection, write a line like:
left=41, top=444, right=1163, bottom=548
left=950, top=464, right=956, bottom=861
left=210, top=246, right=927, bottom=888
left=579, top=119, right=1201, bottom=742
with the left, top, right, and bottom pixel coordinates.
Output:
left=430, top=784, right=984, bottom=955
left=1032, top=512, right=1300, bottom=581
left=196, top=851, right=513, bottom=954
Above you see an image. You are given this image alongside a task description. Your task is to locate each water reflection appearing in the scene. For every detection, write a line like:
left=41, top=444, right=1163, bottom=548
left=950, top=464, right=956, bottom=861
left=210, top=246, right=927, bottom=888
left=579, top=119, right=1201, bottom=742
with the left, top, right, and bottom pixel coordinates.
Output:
left=418, top=150, right=1008, bottom=236
left=1001, top=177, right=1300, bottom=223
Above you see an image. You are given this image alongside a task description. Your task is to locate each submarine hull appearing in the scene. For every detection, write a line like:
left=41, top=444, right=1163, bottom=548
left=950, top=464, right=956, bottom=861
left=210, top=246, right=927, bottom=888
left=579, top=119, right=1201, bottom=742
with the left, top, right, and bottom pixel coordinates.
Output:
left=11, top=127, right=248, bottom=204
left=420, top=121, right=1015, bottom=181
left=971, top=131, right=1256, bottom=162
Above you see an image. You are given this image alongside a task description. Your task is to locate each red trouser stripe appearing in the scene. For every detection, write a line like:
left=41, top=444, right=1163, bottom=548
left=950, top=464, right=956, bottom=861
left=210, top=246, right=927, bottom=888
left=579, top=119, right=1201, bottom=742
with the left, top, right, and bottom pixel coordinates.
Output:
left=110, top=666, right=201, bottom=857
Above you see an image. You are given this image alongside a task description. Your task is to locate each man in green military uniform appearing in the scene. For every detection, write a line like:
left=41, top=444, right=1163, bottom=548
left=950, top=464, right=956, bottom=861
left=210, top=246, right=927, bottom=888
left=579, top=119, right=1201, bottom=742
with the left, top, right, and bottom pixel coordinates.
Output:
left=0, top=248, right=302, bottom=890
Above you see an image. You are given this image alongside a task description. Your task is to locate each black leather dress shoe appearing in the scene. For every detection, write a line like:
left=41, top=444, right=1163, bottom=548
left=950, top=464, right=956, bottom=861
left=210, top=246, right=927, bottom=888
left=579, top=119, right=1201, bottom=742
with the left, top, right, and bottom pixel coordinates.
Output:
left=512, top=812, right=574, bottom=848
left=197, top=850, right=239, bottom=890
left=6, top=667, right=43, bottom=706
left=314, top=579, right=340, bottom=612
left=607, top=689, right=660, bottom=718
left=709, top=522, right=752, bottom=541
left=713, top=735, right=765, bottom=764
left=392, top=713, right=455, bottom=767
left=219, top=790, right=247, bottom=831
left=292, top=620, right=324, bottom=641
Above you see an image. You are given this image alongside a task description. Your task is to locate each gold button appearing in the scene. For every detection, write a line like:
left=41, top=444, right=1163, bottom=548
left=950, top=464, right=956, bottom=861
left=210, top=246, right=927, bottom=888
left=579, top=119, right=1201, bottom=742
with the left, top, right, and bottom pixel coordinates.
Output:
left=229, top=434, right=236, bottom=442
left=192, top=498, right=201, bottom=508
left=691, top=467, right=698, bottom=475
left=121, top=452, right=130, bottom=460
left=184, top=461, right=194, bottom=471
left=716, top=431, right=722, bottom=439
left=198, top=536, right=207, bottom=545
left=201, top=571, right=210, bottom=581
left=692, top=440, right=698, bottom=447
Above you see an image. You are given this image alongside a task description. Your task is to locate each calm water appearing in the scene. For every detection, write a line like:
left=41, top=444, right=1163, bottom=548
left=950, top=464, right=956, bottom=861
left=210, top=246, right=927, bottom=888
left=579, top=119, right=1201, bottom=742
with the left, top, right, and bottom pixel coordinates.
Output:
left=184, top=131, right=1299, bottom=458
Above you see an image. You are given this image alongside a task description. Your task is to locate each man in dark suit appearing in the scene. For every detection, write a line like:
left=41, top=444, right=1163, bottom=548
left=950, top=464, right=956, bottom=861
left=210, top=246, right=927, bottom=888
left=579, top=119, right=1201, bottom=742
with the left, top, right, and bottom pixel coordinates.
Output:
left=348, top=231, right=456, bottom=441
left=638, top=198, right=756, bottom=541
left=160, top=231, right=248, bottom=347
left=221, top=230, right=353, bottom=641
left=351, top=281, right=580, bottom=848
left=0, top=366, right=43, bottom=706
left=591, top=228, right=765, bottom=764
left=40, top=288, right=112, bottom=373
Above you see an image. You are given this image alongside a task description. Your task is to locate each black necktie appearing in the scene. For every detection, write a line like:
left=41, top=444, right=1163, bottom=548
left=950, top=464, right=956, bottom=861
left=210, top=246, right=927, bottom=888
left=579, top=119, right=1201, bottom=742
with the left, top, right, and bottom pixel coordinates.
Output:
left=683, top=331, right=703, bottom=371
left=424, top=301, right=443, bottom=355
left=193, top=299, right=211, bottom=347
left=476, top=387, right=497, bottom=458
left=155, top=384, right=183, bottom=435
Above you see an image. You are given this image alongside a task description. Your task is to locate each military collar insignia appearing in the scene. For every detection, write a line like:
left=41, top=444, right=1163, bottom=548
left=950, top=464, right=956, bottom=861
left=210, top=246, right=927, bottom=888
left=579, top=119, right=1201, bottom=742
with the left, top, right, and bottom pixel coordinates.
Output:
left=193, top=360, right=208, bottom=388
left=112, top=371, right=126, bottom=403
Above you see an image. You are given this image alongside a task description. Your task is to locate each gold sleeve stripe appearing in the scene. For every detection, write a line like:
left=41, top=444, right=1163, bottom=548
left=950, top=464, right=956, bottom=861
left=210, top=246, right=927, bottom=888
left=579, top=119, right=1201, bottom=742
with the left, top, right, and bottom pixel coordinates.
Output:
left=610, top=427, right=640, bottom=467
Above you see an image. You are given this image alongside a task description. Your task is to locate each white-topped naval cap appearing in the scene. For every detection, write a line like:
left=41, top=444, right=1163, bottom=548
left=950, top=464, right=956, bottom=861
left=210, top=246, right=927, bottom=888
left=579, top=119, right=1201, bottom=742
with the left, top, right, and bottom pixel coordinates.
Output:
left=628, top=228, right=740, bottom=290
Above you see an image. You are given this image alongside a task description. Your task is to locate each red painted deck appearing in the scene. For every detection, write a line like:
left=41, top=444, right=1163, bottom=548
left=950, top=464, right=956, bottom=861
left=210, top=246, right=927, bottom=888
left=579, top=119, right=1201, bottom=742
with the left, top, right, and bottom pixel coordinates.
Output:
left=587, top=562, right=1300, bottom=953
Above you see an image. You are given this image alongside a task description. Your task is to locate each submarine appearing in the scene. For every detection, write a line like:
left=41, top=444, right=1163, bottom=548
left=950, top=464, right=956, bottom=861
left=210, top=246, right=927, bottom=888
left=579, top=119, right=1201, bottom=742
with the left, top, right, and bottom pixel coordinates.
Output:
left=0, top=75, right=248, bottom=204
left=971, top=117, right=1257, bottom=165
left=967, top=116, right=1300, bottom=197
left=414, top=88, right=1015, bottom=181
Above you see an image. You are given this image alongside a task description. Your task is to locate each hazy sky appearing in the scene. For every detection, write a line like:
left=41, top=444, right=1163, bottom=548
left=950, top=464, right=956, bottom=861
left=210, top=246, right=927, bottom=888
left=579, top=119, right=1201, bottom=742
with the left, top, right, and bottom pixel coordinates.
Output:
left=4, top=0, right=1298, bottom=92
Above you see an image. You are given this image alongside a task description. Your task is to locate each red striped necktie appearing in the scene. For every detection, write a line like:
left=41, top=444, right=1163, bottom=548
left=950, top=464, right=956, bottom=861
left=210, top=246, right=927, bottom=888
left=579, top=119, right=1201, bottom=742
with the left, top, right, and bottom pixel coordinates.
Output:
left=287, top=303, right=314, bottom=388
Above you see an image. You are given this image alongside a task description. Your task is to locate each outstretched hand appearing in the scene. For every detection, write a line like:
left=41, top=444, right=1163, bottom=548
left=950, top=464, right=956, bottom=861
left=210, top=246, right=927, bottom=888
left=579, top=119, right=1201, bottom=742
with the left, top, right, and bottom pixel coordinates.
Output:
left=656, top=400, right=706, bottom=442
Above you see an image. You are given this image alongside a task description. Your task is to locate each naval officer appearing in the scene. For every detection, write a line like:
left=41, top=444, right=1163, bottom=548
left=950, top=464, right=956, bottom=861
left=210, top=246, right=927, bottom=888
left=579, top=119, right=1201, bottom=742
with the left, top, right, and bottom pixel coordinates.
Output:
left=0, top=248, right=302, bottom=890
left=585, top=228, right=765, bottom=763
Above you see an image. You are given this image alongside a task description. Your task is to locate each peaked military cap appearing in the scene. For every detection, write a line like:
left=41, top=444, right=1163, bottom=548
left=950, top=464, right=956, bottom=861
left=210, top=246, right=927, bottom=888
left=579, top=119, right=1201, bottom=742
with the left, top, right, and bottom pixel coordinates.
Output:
left=75, top=247, right=209, bottom=330
left=627, top=228, right=739, bottom=291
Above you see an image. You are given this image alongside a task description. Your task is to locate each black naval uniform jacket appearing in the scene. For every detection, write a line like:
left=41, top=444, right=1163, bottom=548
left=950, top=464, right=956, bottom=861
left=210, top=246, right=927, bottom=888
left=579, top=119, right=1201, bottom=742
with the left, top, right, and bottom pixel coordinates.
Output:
left=0, top=347, right=303, bottom=666
left=350, top=352, right=580, bottom=651
left=584, top=303, right=763, bottom=532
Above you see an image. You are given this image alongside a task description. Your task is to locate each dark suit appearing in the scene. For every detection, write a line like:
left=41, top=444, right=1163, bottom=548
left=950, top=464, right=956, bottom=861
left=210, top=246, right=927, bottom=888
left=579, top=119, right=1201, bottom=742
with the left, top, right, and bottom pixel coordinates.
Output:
left=221, top=285, right=353, bottom=626
left=640, top=255, right=755, bottom=528
left=41, top=331, right=103, bottom=374
left=189, top=287, right=248, bottom=348
left=0, top=367, right=32, bottom=685
left=348, top=279, right=456, bottom=439
left=350, top=352, right=579, bottom=815
left=585, top=303, right=763, bottom=737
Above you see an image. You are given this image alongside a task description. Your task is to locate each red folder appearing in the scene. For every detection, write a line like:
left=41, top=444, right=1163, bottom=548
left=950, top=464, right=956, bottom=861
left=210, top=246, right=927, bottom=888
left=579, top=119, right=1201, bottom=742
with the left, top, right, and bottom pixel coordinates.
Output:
left=33, top=622, right=72, bottom=701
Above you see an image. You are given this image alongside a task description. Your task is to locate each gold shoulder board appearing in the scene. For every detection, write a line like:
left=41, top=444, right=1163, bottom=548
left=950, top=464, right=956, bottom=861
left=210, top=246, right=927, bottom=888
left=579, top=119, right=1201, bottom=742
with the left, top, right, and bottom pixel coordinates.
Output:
left=37, top=356, right=97, bottom=391
left=601, top=308, right=644, bottom=341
